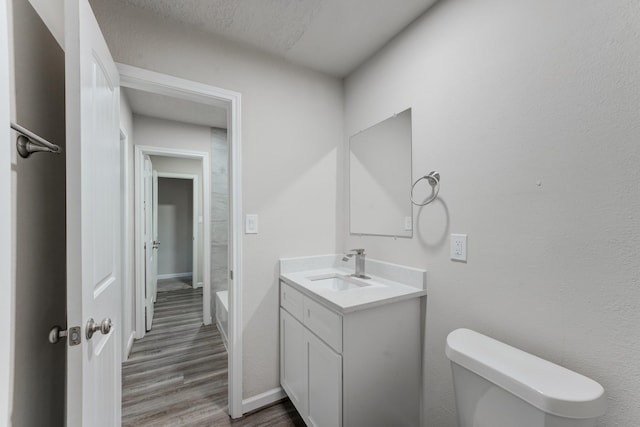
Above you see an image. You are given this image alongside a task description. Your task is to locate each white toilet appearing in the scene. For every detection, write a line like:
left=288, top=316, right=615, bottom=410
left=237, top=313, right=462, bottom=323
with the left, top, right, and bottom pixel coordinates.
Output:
left=446, top=329, right=606, bottom=427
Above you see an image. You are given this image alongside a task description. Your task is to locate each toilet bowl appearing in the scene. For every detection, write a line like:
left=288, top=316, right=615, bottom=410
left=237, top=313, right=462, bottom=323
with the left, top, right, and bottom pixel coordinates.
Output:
left=445, top=329, right=606, bottom=427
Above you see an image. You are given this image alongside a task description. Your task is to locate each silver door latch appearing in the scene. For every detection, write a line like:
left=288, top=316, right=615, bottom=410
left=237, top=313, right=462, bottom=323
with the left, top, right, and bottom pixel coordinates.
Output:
left=49, top=325, right=82, bottom=346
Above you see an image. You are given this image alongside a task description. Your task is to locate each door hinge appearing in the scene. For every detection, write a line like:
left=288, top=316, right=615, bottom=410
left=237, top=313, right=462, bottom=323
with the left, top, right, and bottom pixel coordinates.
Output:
left=229, top=270, right=233, bottom=280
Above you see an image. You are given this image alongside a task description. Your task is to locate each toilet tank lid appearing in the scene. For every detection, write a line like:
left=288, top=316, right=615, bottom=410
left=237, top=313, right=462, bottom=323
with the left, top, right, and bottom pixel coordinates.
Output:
left=445, top=328, right=606, bottom=419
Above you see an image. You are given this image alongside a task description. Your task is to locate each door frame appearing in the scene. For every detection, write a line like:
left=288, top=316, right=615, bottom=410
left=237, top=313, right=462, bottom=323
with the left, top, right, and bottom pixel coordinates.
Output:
left=141, top=155, right=157, bottom=331
left=120, top=128, right=136, bottom=360
left=135, top=147, right=211, bottom=333
left=121, top=63, right=243, bottom=419
left=156, top=172, right=199, bottom=289
left=0, top=0, right=14, bottom=422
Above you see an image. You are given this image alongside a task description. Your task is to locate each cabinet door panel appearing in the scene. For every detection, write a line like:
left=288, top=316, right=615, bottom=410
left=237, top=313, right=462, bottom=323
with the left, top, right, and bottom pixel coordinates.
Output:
left=307, top=330, right=342, bottom=427
left=280, top=309, right=307, bottom=415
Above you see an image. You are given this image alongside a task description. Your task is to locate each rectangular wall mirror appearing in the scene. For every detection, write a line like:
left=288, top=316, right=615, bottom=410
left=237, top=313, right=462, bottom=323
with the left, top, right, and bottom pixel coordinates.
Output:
left=349, top=108, right=412, bottom=237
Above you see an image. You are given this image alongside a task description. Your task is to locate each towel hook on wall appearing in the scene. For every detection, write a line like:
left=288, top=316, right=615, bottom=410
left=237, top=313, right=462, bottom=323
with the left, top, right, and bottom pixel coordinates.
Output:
left=10, top=122, right=62, bottom=158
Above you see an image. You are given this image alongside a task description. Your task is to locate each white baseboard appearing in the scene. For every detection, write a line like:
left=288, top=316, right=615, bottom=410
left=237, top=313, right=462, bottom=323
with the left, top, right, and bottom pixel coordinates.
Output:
left=125, top=331, right=135, bottom=361
left=157, top=272, right=193, bottom=280
left=242, top=387, right=286, bottom=415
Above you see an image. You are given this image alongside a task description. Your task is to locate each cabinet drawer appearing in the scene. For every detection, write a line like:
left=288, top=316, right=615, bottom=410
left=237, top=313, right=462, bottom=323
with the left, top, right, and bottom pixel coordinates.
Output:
left=281, top=282, right=304, bottom=322
left=303, top=297, right=342, bottom=352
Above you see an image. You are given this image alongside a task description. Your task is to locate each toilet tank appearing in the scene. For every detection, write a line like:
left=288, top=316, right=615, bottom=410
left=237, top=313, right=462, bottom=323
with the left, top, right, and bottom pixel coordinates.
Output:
left=445, top=329, right=606, bottom=427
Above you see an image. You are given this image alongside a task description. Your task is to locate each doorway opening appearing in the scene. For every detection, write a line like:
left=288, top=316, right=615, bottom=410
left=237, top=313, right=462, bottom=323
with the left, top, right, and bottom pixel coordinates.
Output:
left=134, top=148, right=211, bottom=332
left=119, top=63, right=243, bottom=419
left=156, top=173, right=199, bottom=289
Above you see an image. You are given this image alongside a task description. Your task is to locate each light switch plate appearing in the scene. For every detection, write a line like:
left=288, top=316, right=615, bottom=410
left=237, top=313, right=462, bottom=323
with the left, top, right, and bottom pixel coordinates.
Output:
left=450, top=234, right=467, bottom=262
left=245, top=214, right=258, bottom=234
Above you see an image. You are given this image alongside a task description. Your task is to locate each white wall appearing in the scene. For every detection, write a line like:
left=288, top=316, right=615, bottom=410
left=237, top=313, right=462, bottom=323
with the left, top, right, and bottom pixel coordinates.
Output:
left=343, top=0, right=640, bottom=425
left=90, top=0, right=344, bottom=399
left=157, top=177, right=194, bottom=277
left=9, top=0, right=66, bottom=425
left=134, top=114, right=213, bottom=154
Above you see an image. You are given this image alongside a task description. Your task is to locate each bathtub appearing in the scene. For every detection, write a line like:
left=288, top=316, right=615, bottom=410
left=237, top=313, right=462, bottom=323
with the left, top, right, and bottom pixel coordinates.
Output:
left=215, top=290, right=229, bottom=351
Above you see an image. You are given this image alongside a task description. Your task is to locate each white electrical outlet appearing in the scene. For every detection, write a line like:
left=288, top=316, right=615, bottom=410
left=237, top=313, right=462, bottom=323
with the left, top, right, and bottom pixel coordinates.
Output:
left=404, top=216, right=412, bottom=231
left=450, top=234, right=467, bottom=262
left=245, top=214, right=258, bottom=234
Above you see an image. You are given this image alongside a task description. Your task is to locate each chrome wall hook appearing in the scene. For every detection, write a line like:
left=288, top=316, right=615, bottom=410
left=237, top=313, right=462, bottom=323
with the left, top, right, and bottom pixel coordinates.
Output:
left=17, top=135, right=53, bottom=158
left=11, top=122, right=62, bottom=158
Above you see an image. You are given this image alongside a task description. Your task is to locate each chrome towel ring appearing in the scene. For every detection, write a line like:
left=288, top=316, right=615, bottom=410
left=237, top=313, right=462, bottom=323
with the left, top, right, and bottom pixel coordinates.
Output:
left=411, top=171, right=440, bottom=206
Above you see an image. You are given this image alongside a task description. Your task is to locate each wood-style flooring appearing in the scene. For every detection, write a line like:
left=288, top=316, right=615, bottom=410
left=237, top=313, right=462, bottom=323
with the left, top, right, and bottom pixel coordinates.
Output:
left=156, top=277, right=194, bottom=292
left=123, top=282, right=304, bottom=426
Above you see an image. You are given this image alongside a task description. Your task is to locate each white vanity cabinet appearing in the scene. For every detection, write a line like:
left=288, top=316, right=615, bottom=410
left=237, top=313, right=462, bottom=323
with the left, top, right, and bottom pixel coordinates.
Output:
left=280, top=309, right=309, bottom=415
left=280, top=281, right=422, bottom=427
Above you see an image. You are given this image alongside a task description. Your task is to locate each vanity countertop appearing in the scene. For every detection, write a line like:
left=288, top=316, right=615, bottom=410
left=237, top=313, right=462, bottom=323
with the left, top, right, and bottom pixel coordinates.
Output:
left=279, top=255, right=427, bottom=314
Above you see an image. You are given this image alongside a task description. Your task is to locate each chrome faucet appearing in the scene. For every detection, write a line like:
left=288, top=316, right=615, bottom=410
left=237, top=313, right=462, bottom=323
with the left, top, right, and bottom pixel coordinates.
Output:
left=342, top=249, right=370, bottom=279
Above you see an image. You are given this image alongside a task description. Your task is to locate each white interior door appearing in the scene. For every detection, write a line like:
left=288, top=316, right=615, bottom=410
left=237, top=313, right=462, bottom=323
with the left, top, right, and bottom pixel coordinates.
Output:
left=152, top=168, right=159, bottom=302
left=65, top=1, right=121, bottom=426
left=0, top=0, right=13, bottom=423
left=143, top=156, right=156, bottom=330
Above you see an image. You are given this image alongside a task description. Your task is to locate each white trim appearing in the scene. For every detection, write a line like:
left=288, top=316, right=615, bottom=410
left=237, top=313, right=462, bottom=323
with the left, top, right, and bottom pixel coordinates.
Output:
left=125, top=332, right=136, bottom=362
left=227, top=77, right=244, bottom=420
left=134, top=149, right=145, bottom=339
left=120, top=63, right=243, bottom=419
left=135, top=146, right=212, bottom=336
left=0, top=0, right=14, bottom=423
left=120, top=128, right=134, bottom=361
left=117, top=63, right=236, bottom=107
left=157, top=171, right=199, bottom=288
left=242, top=387, right=287, bottom=414
left=157, top=272, right=193, bottom=280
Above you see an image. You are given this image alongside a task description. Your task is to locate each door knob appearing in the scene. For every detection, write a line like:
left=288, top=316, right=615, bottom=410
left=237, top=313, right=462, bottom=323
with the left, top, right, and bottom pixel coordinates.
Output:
left=86, top=318, right=112, bottom=340
left=153, top=240, right=160, bottom=249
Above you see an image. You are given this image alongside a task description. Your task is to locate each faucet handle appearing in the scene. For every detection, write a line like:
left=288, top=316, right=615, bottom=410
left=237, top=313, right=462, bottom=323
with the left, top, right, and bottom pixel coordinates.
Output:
left=342, top=248, right=365, bottom=262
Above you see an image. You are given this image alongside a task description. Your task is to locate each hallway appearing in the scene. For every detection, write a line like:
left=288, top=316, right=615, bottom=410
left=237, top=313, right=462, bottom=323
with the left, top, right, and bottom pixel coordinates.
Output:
left=122, top=281, right=303, bottom=426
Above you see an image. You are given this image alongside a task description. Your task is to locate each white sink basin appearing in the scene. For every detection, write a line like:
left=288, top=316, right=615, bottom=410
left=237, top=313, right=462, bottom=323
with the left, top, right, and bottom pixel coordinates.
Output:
left=307, top=274, right=371, bottom=292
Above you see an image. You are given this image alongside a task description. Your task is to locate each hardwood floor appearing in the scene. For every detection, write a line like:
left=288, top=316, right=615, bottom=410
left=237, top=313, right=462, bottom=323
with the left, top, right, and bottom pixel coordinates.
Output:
left=156, top=277, right=193, bottom=292
left=123, top=283, right=304, bottom=426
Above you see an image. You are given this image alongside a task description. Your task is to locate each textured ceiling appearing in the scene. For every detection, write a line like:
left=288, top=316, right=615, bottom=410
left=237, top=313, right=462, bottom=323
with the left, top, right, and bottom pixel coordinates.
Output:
left=123, top=87, right=228, bottom=129
left=109, top=0, right=438, bottom=76
left=118, top=0, right=323, bottom=52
